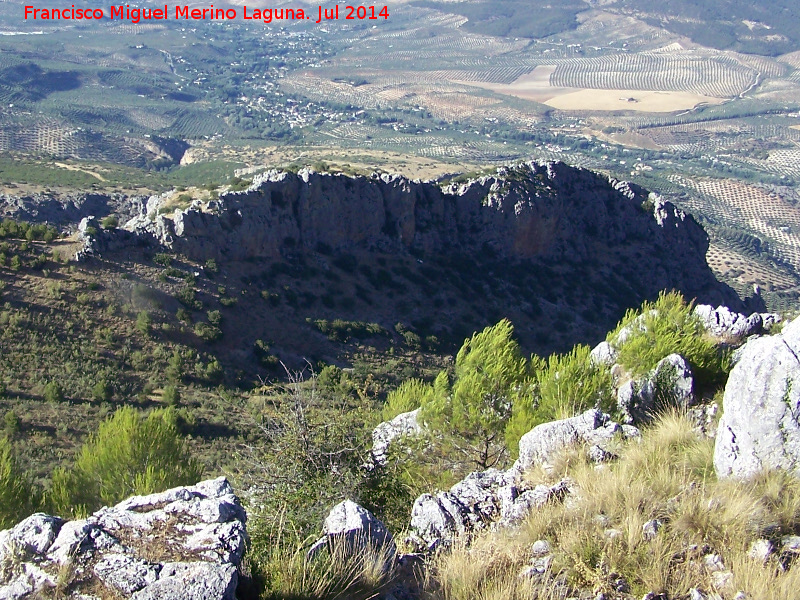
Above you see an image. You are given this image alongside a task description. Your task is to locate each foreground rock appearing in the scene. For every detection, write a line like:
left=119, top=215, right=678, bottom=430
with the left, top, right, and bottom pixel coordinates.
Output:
left=309, top=500, right=395, bottom=562
left=0, top=478, right=246, bottom=600
left=616, top=354, right=696, bottom=424
left=715, top=317, right=800, bottom=480
left=408, top=471, right=571, bottom=551
left=512, top=409, right=641, bottom=475
left=408, top=410, right=640, bottom=550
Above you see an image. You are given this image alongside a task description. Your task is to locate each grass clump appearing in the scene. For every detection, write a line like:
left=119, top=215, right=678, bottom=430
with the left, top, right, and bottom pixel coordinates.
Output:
left=250, top=518, right=398, bottom=600
left=425, top=412, right=800, bottom=600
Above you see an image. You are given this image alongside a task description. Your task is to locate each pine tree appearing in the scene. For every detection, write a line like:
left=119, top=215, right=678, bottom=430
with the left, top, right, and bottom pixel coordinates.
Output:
left=49, top=406, right=201, bottom=516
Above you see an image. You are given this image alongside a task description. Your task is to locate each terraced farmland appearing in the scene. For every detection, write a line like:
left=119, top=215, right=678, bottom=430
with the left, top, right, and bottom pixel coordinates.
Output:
left=550, top=53, right=757, bottom=97
left=678, top=176, right=800, bottom=275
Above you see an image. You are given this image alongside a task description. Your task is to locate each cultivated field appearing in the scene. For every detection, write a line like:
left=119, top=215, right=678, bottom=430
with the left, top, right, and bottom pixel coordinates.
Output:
left=545, top=90, right=724, bottom=113
left=549, top=53, right=757, bottom=97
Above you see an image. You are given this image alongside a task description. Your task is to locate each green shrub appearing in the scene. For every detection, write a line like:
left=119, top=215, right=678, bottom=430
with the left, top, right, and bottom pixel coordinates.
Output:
left=204, top=258, right=218, bottom=274
left=3, top=410, right=19, bottom=435
left=207, top=310, right=222, bottom=328
left=311, top=319, right=387, bottom=343
left=48, top=406, right=202, bottom=516
left=166, top=350, right=185, bottom=381
left=100, top=215, right=119, bottom=229
left=254, top=339, right=279, bottom=368
left=505, top=345, right=614, bottom=455
left=194, top=321, right=222, bottom=342
left=43, top=381, right=64, bottom=403
left=176, top=286, right=202, bottom=310
left=153, top=253, right=172, bottom=267
left=162, top=385, right=180, bottom=407
left=0, top=437, right=33, bottom=528
left=135, top=311, right=152, bottom=336
left=91, top=379, right=113, bottom=402
left=609, top=291, right=730, bottom=388
left=382, top=378, right=432, bottom=421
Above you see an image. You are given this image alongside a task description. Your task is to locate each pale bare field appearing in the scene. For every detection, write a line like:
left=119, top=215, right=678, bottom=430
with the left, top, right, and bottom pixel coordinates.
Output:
left=182, top=144, right=481, bottom=181
left=456, top=66, right=576, bottom=103
left=545, top=89, right=725, bottom=112
left=457, top=66, right=726, bottom=113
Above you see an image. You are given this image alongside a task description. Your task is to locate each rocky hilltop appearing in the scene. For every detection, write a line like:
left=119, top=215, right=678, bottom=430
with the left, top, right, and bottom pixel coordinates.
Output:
left=120, top=162, right=742, bottom=311
left=2, top=161, right=752, bottom=357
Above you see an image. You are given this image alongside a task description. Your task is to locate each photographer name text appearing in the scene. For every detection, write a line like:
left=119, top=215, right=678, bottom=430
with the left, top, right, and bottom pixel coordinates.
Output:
left=24, top=4, right=390, bottom=24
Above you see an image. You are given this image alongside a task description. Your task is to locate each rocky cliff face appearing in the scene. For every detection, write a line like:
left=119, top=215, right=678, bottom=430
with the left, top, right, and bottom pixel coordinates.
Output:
left=126, top=162, right=743, bottom=310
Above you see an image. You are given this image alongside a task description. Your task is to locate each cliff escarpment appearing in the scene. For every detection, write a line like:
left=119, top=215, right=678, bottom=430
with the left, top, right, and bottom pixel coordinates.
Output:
left=132, top=162, right=741, bottom=313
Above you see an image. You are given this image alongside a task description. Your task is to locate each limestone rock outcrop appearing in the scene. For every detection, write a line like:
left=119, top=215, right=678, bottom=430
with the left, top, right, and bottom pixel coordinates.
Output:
left=616, top=354, right=696, bottom=424
left=715, top=317, right=800, bottom=480
left=115, top=163, right=741, bottom=309
left=511, top=409, right=641, bottom=475
left=371, top=409, right=424, bottom=467
left=0, top=477, right=247, bottom=600
left=407, top=410, right=640, bottom=550
left=694, top=304, right=780, bottom=341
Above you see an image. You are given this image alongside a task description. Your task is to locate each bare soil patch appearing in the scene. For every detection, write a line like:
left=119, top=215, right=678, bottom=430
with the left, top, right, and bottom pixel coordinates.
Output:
left=545, top=89, right=725, bottom=113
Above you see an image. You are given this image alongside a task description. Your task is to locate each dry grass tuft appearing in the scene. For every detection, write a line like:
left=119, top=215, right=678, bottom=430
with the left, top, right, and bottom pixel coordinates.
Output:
left=424, top=410, right=800, bottom=600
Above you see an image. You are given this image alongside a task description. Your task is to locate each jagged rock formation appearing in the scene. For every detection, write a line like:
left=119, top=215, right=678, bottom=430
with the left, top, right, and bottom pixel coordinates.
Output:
left=0, top=191, right=141, bottom=226
left=715, top=316, right=800, bottom=480
left=694, top=304, right=781, bottom=341
left=121, top=163, right=741, bottom=310
left=371, top=409, right=423, bottom=467
left=0, top=478, right=246, bottom=600
left=408, top=471, right=572, bottom=550
left=407, top=409, right=640, bottom=550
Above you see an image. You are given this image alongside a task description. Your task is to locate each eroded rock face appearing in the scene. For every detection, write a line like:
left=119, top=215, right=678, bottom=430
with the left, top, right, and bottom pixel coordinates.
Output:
left=115, top=162, right=741, bottom=310
left=371, top=409, right=424, bottom=467
left=0, top=477, right=246, bottom=600
left=407, top=410, right=639, bottom=550
left=715, top=317, right=800, bottom=480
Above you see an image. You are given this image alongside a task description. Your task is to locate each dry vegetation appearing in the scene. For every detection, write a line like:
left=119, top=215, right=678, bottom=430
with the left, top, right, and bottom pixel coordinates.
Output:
left=424, top=413, right=800, bottom=600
